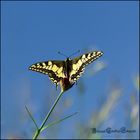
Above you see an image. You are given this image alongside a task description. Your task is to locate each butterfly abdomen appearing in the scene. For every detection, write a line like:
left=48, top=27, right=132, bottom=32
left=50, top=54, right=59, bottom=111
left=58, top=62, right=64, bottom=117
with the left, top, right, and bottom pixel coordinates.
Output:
left=60, top=78, right=74, bottom=92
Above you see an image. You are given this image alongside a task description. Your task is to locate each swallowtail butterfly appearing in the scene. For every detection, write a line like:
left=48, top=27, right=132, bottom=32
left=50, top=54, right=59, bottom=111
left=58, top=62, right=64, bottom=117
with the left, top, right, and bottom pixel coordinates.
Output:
left=29, top=51, right=103, bottom=92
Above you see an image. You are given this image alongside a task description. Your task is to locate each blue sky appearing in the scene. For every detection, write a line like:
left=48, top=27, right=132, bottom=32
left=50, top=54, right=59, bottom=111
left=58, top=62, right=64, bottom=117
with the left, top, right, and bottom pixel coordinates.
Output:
left=1, top=1, right=139, bottom=139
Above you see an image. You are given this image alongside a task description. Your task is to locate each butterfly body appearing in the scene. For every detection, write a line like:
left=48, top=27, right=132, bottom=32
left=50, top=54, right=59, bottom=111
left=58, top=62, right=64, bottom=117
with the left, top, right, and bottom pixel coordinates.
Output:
left=29, top=51, right=103, bottom=92
left=64, top=58, right=72, bottom=78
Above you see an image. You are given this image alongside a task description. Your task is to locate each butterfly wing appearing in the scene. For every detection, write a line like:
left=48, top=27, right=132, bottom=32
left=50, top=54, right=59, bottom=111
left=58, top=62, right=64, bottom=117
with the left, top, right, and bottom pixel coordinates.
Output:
left=70, top=51, right=103, bottom=82
left=29, top=60, right=65, bottom=85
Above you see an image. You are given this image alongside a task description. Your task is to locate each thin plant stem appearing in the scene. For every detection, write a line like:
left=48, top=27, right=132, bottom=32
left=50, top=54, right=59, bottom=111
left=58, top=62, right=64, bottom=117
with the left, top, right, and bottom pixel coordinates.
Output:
left=32, top=91, right=64, bottom=139
left=25, top=106, right=39, bottom=130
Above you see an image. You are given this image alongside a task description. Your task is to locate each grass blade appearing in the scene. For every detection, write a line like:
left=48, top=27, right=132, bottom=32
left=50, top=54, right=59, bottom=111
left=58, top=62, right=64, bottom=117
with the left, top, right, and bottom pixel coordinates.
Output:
left=41, top=112, right=78, bottom=132
left=25, top=105, right=39, bottom=130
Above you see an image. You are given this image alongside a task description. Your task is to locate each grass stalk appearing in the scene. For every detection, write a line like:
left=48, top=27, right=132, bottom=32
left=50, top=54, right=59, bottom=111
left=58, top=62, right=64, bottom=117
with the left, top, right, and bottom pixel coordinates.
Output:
left=32, top=91, right=64, bottom=139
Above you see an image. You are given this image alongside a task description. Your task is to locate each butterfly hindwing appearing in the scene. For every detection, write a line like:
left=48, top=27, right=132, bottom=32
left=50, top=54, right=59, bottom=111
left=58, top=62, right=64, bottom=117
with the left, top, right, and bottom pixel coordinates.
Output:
left=70, top=51, right=103, bottom=82
left=29, top=60, right=65, bottom=85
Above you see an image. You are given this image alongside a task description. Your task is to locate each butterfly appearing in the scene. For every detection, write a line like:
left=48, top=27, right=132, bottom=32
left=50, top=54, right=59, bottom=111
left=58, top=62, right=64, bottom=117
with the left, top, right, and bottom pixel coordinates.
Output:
left=29, top=51, right=103, bottom=92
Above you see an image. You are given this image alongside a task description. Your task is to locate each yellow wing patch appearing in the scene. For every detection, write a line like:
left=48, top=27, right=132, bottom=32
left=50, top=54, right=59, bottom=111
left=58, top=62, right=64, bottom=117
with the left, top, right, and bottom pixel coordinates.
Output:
left=52, top=64, right=58, bottom=72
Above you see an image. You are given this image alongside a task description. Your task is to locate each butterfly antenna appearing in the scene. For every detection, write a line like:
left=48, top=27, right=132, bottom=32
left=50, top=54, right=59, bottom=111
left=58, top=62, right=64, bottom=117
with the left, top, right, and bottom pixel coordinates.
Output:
left=69, top=50, right=80, bottom=58
left=58, top=51, right=68, bottom=58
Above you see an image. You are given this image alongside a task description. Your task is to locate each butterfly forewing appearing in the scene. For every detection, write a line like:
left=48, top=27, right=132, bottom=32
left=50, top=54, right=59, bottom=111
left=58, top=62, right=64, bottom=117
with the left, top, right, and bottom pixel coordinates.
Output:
left=29, top=60, right=65, bottom=85
left=70, top=51, right=103, bottom=82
